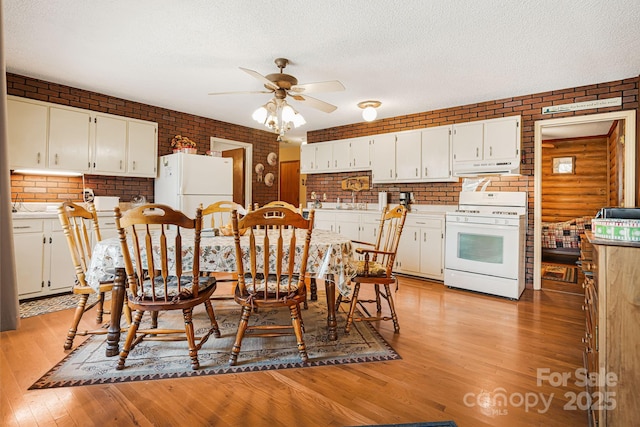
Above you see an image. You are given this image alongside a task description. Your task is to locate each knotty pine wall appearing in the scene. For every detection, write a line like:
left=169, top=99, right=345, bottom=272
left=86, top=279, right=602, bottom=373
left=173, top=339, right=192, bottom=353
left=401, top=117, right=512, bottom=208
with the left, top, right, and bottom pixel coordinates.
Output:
left=307, top=76, right=639, bottom=287
left=540, top=136, right=608, bottom=222
left=7, top=73, right=279, bottom=207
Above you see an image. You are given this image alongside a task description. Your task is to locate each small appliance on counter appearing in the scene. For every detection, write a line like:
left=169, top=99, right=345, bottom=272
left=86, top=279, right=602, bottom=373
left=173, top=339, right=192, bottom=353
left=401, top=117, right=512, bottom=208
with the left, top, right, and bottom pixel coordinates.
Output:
left=93, top=196, right=120, bottom=212
left=399, top=191, right=413, bottom=211
left=378, top=191, right=388, bottom=211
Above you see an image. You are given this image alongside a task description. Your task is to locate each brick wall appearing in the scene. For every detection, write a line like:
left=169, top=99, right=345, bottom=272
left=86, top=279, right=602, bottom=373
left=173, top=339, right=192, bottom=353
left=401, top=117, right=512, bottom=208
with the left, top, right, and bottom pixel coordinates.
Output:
left=7, top=73, right=279, bottom=206
left=306, top=76, right=639, bottom=287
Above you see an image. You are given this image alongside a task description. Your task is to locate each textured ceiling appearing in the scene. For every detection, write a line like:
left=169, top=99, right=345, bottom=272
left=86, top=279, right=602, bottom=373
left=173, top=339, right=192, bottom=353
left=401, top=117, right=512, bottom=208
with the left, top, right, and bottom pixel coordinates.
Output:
left=4, top=0, right=640, bottom=143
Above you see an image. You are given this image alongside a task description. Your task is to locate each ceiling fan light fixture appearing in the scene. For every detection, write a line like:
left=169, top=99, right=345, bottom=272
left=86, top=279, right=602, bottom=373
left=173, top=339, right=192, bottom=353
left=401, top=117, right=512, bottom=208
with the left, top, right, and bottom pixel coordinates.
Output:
left=358, top=100, right=381, bottom=122
left=252, top=105, right=268, bottom=124
left=281, top=104, right=296, bottom=123
left=292, top=112, right=306, bottom=127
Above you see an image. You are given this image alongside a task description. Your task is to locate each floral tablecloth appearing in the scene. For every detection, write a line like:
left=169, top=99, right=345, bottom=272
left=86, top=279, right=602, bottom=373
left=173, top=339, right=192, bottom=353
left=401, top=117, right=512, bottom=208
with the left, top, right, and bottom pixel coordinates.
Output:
left=86, top=229, right=355, bottom=296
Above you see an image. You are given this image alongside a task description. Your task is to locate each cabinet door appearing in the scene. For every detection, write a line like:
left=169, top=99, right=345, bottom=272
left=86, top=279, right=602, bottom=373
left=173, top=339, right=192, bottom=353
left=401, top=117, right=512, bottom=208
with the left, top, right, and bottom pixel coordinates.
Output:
left=127, top=120, right=158, bottom=177
left=13, top=221, right=45, bottom=299
left=452, top=121, right=483, bottom=162
left=421, top=126, right=452, bottom=180
left=335, top=213, right=360, bottom=241
left=332, top=139, right=350, bottom=170
left=300, top=144, right=316, bottom=173
left=483, top=117, right=520, bottom=160
left=7, top=98, right=48, bottom=169
left=93, top=114, right=127, bottom=174
left=46, top=223, right=76, bottom=293
left=313, top=211, right=335, bottom=231
left=395, top=226, right=420, bottom=273
left=371, top=133, right=396, bottom=182
left=420, top=224, right=444, bottom=279
left=315, top=143, right=333, bottom=172
left=396, top=131, right=422, bottom=180
left=48, top=106, right=91, bottom=172
left=350, top=137, right=371, bottom=170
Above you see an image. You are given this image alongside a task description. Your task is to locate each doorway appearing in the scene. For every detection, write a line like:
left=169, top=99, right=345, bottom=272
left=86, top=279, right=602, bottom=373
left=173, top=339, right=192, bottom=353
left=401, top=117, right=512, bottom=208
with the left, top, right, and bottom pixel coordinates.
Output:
left=210, top=137, right=253, bottom=208
left=222, top=148, right=245, bottom=207
left=279, top=160, right=300, bottom=206
left=533, top=110, right=637, bottom=290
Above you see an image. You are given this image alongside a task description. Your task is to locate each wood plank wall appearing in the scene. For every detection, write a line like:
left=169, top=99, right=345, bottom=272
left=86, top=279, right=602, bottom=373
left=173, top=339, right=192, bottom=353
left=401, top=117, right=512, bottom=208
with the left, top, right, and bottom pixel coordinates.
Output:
left=541, top=136, right=608, bottom=222
left=608, top=121, right=623, bottom=206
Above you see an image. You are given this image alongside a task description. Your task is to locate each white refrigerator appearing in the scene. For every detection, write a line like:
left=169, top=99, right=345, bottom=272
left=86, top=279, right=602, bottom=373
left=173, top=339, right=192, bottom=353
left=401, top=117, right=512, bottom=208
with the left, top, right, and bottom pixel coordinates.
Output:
left=154, top=153, right=233, bottom=215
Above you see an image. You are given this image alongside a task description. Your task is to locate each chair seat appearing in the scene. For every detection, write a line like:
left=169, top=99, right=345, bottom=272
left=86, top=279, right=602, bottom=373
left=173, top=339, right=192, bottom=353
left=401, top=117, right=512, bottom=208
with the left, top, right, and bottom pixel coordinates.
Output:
left=239, top=273, right=302, bottom=294
left=128, top=276, right=216, bottom=301
left=352, top=260, right=387, bottom=277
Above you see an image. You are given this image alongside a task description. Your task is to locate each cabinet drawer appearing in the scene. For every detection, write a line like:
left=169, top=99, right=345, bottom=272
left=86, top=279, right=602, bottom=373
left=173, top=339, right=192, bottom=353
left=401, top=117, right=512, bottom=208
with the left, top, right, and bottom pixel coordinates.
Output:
left=12, top=219, right=43, bottom=233
left=405, top=217, right=440, bottom=228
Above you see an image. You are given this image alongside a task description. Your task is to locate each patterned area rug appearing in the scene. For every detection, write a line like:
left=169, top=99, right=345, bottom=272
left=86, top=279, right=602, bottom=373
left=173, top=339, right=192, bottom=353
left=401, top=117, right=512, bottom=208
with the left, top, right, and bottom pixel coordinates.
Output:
left=30, top=294, right=400, bottom=389
left=541, top=263, right=578, bottom=283
left=19, top=292, right=110, bottom=319
left=353, top=423, right=457, bottom=427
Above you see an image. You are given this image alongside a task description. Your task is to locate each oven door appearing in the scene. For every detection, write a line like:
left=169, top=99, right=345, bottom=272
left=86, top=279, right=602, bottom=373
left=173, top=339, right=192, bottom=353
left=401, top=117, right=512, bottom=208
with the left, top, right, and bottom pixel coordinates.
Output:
left=445, top=220, right=521, bottom=279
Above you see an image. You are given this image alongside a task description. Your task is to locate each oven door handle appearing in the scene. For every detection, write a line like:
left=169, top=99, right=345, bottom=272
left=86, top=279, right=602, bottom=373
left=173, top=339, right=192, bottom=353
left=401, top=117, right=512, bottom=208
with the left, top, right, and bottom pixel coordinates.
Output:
left=447, top=222, right=519, bottom=232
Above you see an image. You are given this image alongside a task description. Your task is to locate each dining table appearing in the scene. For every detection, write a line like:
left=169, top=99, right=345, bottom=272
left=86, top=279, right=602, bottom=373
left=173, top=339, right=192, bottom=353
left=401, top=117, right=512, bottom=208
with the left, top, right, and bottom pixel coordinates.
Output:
left=85, top=228, right=355, bottom=357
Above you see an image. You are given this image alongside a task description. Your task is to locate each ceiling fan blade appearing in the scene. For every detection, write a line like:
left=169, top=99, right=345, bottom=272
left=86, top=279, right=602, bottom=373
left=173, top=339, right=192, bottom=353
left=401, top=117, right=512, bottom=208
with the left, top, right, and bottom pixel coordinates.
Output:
left=239, top=67, right=279, bottom=91
left=291, top=94, right=338, bottom=113
left=289, top=80, right=345, bottom=94
left=208, top=90, right=272, bottom=96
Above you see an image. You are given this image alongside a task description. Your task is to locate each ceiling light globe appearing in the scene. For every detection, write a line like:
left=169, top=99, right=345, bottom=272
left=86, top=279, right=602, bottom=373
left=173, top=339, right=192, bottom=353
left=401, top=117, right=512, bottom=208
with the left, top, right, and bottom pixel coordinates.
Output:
left=281, top=105, right=295, bottom=122
left=252, top=106, right=268, bottom=123
left=362, top=106, right=377, bottom=122
left=292, top=113, right=306, bottom=128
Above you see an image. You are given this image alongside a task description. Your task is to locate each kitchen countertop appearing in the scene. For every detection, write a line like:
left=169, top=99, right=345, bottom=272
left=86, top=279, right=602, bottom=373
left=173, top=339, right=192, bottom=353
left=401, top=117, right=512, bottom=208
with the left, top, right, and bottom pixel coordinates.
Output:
left=12, top=202, right=118, bottom=219
left=311, top=203, right=457, bottom=216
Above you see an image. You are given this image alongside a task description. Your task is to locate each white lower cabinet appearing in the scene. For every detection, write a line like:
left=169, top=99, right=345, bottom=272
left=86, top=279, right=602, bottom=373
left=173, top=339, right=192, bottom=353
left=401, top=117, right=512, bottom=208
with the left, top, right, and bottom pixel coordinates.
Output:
left=313, top=210, right=445, bottom=280
left=13, top=218, right=76, bottom=300
left=394, top=215, right=445, bottom=281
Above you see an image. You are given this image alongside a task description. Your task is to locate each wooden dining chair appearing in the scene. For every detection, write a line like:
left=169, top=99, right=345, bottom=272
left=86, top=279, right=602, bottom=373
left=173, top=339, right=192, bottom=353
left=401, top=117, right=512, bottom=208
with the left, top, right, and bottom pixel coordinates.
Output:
left=58, top=201, right=124, bottom=350
left=262, top=200, right=302, bottom=213
left=228, top=206, right=315, bottom=366
left=201, top=200, right=247, bottom=295
left=343, top=205, right=408, bottom=334
left=114, top=204, right=220, bottom=370
left=201, top=200, right=246, bottom=230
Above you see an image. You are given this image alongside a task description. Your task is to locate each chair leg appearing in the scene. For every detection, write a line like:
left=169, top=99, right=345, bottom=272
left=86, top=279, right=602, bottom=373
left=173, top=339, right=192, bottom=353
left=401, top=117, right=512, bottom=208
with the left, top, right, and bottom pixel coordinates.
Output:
left=182, top=308, right=200, bottom=370
left=204, top=300, right=221, bottom=338
left=374, top=284, right=382, bottom=313
left=117, top=309, right=144, bottom=370
left=290, top=304, right=308, bottom=364
left=229, top=305, right=251, bottom=366
left=384, top=283, right=400, bottom=333
left=64, top=293, right=90, bottom=350
left=95, top=292, right=105, bottom=324
left=345, top=283, right=361, bottom=334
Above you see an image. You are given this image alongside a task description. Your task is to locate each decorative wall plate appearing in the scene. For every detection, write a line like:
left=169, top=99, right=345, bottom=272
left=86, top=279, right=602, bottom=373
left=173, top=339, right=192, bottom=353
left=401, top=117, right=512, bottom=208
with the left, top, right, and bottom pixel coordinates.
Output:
left=264, top=172, right=275, bottom=187
left=267, top=152, right=277, bottom=166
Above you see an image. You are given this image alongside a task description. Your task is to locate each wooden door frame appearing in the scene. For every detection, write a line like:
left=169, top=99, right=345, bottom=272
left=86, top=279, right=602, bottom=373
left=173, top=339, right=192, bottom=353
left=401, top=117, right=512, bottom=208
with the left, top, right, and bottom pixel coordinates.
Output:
left=210, top=137, right=253, bottom=206
left=533, top=110, right=636, bottom=290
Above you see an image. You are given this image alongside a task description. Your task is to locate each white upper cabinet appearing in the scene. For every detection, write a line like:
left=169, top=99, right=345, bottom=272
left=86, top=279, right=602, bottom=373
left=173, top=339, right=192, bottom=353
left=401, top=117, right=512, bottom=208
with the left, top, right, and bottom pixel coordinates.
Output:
left=7, top=97, right=48, bottom=169
left=127, top=120, right=158, bottom=177
left=421, top=125, right=455, bottom=181
left=452, top=116, right=521, bottom=175
left=48, top=106, right=91, bottom=173
left=7, top=96, right=158, bottom=177
left=300, top=136, right=371, bottom=174
left=395, top=131, right=422, bottom=181
left=332, top=139, right=350, bottom=170
left=451, top=121, right=484, bottom=162
left=93, top=114, right=127, bottom=174
left=371, top=133, right=396, bottom=183
left=300, top=143, right=316, bottom=173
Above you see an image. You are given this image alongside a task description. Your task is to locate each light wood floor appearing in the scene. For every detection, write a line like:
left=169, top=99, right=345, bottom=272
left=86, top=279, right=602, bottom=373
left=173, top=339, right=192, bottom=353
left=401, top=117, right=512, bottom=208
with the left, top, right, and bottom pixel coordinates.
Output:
left=1, top=277, right=588, bottom=427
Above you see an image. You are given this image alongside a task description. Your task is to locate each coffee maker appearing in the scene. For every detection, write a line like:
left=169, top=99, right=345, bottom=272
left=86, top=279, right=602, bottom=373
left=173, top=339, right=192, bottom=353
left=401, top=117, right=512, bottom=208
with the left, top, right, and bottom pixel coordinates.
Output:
left=399, top=191, right=412, bottom=210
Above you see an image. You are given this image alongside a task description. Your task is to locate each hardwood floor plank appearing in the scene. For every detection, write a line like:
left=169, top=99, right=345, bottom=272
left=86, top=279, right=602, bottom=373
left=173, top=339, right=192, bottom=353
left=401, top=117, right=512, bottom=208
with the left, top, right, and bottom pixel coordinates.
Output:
left=2, top=276, right=589, bottom=426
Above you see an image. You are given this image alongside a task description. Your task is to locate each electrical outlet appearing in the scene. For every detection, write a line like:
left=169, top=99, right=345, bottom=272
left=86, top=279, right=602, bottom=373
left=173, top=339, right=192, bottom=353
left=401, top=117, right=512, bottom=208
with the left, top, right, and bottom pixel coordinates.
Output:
left=83, top=188, right=94, bottom=202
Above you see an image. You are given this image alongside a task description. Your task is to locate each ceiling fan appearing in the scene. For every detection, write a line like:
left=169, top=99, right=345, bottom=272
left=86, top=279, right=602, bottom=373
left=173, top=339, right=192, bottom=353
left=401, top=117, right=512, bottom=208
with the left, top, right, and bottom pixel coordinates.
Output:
left=208, top=58, right=345, bottom=114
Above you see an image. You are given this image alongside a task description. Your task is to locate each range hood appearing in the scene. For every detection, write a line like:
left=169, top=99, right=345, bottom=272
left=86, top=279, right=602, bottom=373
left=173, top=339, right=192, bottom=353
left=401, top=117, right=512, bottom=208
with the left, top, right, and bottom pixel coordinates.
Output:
left=453, top=158, right=521, bottom=176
